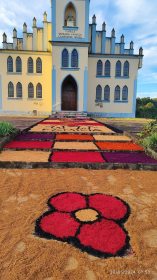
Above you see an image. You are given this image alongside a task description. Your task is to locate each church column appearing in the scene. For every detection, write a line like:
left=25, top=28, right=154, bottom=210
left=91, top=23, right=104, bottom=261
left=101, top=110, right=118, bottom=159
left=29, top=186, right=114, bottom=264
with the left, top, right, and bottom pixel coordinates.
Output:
left=13, top=28, right=17, bottom=49
left=91, top=15, right=96, bottom=53
left=43, top=12, right=48, bottom=51
left=0, top=75, right=2, bottom=110
left=23, top=23, right=27, bottom=50
left=52, top=66, right=56, bottom=112
left=130, top=41, right=134, bottom=55
left=32, top=17, right=37, bottom=51
left=2, top=33, right=7, bottom=49
left=111, top=28, right=115, bottom=54
left=83, top=67, right=88, bottom=112
left=120, top=34, right=125, bottom=54
left=101, top=22, right=106, bottom=54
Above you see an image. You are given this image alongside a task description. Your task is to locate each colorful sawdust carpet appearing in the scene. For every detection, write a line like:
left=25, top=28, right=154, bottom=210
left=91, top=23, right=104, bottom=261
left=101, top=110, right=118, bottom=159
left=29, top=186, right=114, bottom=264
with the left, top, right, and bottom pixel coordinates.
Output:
left=35, top=192, right=131, bottom=258
left=0, top=117, right=157, bottom=166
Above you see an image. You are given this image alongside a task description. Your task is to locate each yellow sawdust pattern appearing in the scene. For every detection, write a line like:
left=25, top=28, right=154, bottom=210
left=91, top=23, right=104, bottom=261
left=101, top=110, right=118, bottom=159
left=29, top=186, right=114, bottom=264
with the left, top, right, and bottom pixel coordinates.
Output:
left=53, top=142, right=98, bottom=150
left=93, top=135, right=131, bottom=142
left=0, top=151, right=50, bottom=162
left=75, top=209, right=99, bottom=222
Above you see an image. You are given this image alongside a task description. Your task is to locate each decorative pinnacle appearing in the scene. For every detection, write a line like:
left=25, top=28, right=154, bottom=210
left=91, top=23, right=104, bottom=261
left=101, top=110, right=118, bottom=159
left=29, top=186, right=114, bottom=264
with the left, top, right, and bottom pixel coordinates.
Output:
left=130, top=41, right=134, bottom=49
left=23, top=22, right=27, bottom=33
left=121, top=34, right=124, bottom=43
left=139, top=47, right=143, bottom=55
left=13, top=28, right=17, bottom=38
left=3, top=32, right=7, bottom=42
left=111, top=28, right=115, bottom=37
left=102, top=22, right=106, bottom=31
left=33, top=17, right=37, bottom=27
left=92, top=14, right=96, bottom=24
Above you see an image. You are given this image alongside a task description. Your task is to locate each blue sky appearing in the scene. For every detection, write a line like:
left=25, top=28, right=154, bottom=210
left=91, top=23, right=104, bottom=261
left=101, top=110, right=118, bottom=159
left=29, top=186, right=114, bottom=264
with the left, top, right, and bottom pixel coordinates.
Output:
left=0, top=0, right=157, bottom=98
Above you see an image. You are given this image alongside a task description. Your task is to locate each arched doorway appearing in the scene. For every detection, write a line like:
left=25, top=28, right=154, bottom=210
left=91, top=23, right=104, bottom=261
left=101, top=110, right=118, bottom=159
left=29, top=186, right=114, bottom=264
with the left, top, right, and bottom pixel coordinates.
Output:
left=61, top=75, right=77, bottom=111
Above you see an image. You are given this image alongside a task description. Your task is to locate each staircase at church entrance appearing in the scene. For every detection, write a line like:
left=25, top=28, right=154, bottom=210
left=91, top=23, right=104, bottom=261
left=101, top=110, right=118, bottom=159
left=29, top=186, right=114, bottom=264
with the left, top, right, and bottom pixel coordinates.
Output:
left=51, top=111, right=88, bottom=119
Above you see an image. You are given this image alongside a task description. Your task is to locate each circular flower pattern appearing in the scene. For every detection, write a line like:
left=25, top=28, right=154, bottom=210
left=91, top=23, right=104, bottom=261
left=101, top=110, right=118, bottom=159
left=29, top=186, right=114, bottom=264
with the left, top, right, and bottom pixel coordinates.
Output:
left=35, top=192, right=130, bottom=258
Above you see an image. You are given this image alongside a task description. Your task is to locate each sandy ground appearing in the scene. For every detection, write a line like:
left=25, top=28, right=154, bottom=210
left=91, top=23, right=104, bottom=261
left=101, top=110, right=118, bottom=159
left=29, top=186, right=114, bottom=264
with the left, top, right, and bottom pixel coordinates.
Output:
left=0, top=169, right=157, bottom=280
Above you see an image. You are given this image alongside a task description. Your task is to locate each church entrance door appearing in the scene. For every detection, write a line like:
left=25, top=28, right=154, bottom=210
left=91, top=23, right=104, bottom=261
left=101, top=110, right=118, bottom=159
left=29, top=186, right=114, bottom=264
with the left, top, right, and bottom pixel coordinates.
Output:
left=61, top=76, right=77, bottom=111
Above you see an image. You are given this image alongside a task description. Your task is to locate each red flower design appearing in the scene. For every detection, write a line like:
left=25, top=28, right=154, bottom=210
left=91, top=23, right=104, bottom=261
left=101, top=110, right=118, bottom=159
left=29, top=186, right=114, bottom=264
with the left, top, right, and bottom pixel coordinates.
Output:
left=35, top=192, right=130, bottom=258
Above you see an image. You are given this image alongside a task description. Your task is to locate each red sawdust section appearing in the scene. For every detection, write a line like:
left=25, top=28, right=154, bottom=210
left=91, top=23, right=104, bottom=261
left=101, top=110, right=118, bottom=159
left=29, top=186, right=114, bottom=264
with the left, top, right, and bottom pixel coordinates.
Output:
left=4, top=141, right=53, bottom=150
left=51, top=151, right=105, bottom=162
left=0, top=169, right=157, bottom=280
left=96, top=142, right=144, bottom=151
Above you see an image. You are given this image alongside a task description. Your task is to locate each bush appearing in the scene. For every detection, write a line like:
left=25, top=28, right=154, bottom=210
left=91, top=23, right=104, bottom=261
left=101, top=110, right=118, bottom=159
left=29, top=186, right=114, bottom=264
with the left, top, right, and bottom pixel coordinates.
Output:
left=142, top=133, right=157, bottom=152
left=138, top=120, right=157, bottom=152
left=0, top=122, right=17, bottom=137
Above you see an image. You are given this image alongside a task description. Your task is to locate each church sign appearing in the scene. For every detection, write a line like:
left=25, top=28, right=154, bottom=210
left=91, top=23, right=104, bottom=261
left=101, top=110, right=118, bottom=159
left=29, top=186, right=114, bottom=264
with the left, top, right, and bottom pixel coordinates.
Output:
left=58, top=30, right=83, bottom=39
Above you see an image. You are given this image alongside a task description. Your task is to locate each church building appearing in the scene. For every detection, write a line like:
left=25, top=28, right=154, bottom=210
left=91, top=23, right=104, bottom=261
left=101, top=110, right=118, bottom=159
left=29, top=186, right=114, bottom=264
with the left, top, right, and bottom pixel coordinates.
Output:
left=0, top=0, right=143, bottom=117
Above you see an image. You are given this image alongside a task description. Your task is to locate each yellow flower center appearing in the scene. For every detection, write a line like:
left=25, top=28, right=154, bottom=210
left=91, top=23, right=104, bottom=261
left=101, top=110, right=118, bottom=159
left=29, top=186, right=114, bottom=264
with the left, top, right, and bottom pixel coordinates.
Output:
left=75, top=208, right=99, bottom=222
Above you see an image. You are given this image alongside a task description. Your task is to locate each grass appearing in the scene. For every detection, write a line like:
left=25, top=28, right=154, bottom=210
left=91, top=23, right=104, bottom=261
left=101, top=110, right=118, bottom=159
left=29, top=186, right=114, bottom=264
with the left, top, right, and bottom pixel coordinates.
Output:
left=0, top=122, right=18, bottom=137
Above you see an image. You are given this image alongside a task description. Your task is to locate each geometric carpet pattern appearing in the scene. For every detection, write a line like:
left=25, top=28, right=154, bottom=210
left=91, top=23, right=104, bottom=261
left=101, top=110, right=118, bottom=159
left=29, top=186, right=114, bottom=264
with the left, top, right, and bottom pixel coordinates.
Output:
left=0, top=117, right=157, bottom=165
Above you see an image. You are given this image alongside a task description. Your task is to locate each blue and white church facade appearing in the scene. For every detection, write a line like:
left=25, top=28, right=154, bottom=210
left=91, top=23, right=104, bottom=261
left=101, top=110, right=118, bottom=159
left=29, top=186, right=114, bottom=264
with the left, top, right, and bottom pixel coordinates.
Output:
left=0, top=0, right=143, bottom=117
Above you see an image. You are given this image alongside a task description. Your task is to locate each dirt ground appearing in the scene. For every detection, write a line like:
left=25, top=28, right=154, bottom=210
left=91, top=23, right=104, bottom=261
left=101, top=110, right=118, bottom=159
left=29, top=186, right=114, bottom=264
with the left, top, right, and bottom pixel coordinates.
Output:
left=0, top=116, right=43, bottom=131
left=0, top=168, right=157, bottom=280
left=96, top=118, right=152, bottom=136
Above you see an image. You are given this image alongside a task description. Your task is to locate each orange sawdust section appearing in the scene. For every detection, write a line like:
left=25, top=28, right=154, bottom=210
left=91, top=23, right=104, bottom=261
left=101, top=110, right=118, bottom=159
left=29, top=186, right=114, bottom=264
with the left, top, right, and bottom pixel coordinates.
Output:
left=0, top=169, right=157, bottom=280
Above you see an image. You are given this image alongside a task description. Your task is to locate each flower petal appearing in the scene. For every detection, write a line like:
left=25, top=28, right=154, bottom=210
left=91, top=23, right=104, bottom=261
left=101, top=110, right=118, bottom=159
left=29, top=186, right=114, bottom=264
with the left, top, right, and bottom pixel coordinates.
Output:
left=89, top=194, right=128, bottom=221
left=39, top=212, right=80, bottom=239
left=49, top=192, right=87, bottom=212
left=77, top=219, right=127, bottom=255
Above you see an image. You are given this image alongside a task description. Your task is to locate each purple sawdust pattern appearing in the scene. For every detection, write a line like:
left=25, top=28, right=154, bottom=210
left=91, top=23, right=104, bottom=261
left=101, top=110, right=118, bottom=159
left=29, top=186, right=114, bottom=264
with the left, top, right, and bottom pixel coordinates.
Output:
left=15, top=133, right=55, bottom=141
left=103, top=152, right=157, bottom=164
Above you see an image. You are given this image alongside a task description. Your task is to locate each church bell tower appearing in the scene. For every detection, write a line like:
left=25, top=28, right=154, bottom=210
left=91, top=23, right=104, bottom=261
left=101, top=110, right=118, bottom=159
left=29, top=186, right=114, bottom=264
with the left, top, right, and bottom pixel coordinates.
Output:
left=51, top=0, right=90, bottom=42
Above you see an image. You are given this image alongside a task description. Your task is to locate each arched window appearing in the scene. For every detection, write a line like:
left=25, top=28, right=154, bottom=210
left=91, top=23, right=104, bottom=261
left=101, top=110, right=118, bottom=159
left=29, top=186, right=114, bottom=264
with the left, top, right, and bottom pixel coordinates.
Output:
left=97, top=60, right=103, bottom=76
left=115, top=61, right=121, bottom=77
left=64, top=2, right=76, bottom=27
left=28, top=83, right=34, bottom=99
left=8, top=82, right=14, bottom=98
left=36, top=83, right=42, bottom=99
left=123, top=61, right=129, bottom=77
left=71, top=49, right=78, bottom=68
left=16, top=57, right=22, bottom=73
left=96, top=85, right=102, bottom=101
left=104, top=60, right=111, bottom=77
left=16, top=82, right=22, bottom=98
left=28, top=57, right=33, bottom=73
left=62, top=49, right=69, bottom=68
left=114, top=86, right=120, bottom=101
left=7, top=56, right=13, bottom=73
left=122, top=86, right=128, bottom=101
left=36, top=58, right=42, bottom=73
left=104, top=85, right=110, bottom=102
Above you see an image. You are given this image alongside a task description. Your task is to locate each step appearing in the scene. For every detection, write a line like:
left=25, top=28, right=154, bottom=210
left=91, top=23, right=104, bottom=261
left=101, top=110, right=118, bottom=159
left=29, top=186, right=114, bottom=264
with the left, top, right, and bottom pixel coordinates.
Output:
left=51, top=111, right=88, bottom=119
